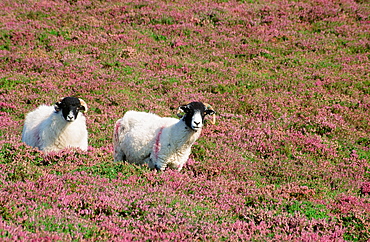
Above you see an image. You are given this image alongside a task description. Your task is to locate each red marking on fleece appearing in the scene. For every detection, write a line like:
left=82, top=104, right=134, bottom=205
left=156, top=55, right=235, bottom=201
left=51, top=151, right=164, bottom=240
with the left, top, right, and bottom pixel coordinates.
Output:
left=154, top=126, right=165, bottom=160
left=114, top=122, right=120, bottom=141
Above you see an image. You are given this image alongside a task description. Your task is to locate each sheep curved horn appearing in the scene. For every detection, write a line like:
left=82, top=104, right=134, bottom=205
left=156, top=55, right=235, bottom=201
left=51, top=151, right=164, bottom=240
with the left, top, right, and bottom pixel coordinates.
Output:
left=203, top=103, right=216, bottom=125
left=79, top=98, right=88, bottom=113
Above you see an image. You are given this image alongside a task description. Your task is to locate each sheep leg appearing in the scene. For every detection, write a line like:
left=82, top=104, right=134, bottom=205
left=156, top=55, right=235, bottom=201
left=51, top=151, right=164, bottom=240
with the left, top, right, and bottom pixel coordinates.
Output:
left=113, top=147, right=126, bottom=162
left=154, top=163, right=167, bottom=171
left=121, top=153, right=127, bottom=162
left=149, top=156, right=167, bottom=171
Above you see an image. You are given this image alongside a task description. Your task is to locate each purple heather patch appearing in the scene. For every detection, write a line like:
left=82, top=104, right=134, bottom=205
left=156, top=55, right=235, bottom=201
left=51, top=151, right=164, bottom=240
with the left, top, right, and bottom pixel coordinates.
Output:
left=0, top=0, right=369, bottom=240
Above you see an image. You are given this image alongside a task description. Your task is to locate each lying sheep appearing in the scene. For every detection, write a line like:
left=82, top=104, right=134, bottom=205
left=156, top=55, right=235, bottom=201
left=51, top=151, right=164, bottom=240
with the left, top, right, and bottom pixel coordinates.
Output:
left=113, top=102, right=216, bottom=171
left=22, top=97, right=88, bottom=153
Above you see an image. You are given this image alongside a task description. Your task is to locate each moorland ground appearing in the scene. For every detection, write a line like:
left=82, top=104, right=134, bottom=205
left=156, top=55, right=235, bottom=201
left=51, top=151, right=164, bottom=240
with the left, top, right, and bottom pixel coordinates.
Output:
left=0, top=0, right=369, bottom=240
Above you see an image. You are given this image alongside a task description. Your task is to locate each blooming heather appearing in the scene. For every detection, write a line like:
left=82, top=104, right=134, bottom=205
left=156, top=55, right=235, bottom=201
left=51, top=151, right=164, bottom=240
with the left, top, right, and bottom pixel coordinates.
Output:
left=0, top=0, right=369, bottom=240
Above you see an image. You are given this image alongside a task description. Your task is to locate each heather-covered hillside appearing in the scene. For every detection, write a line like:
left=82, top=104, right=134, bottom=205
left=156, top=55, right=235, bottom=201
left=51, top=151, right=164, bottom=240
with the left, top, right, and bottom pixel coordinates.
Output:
left=0, top=0, right=369, bottom=240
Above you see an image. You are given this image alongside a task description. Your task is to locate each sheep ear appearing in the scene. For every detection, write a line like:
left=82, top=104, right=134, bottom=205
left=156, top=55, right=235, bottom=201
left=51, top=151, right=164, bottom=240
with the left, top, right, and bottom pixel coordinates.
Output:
left=79, top=99, right=88, bottom=113
left=54, top=102, right=61, bottom=112
left=205, top=110, right=215, bottom=115
left=204, top=103, right=216, bottom=125
left=54, top=98, right=64, bottom=112
left=177, top=105, right=188, bottom=118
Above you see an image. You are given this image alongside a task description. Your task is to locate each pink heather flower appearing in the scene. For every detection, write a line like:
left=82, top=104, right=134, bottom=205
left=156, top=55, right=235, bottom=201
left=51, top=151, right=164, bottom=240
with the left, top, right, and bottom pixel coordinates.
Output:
left=350, top=150, right=359, bottom=158
left=360, top=182, right=370, bottom=195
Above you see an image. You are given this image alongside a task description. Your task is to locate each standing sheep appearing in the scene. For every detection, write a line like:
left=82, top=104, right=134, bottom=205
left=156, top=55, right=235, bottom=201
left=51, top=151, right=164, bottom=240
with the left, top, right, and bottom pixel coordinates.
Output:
left=22, top=97, right=88, bottom=153
left=113, top=102, right=216, bottom=171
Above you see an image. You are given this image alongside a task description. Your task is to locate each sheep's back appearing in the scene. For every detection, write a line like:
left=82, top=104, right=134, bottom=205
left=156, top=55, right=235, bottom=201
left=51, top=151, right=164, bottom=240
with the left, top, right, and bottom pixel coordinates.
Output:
left=118, top=111, right=178, bottom=164
left=24, top=105, right=54, bottom=129
left=22, top=105, right=54, bottom=147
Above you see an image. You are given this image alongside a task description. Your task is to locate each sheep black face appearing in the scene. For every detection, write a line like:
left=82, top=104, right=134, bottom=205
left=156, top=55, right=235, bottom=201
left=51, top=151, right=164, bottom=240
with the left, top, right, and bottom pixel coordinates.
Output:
left=178, top=102, right=216, bottom=131
left=54, top=97, right=87, bottom=122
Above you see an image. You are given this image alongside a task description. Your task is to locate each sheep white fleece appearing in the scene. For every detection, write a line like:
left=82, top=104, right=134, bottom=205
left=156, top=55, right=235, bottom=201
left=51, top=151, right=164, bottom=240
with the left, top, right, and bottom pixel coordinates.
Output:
left=22, top=105, right=88, bottom=153
left=113, top=111, right=201, bottom=171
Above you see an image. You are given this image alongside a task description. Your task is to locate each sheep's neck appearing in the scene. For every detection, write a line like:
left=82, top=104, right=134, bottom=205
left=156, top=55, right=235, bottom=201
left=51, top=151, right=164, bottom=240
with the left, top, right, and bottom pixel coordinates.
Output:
left=172, top=120, right=200, bottom=146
